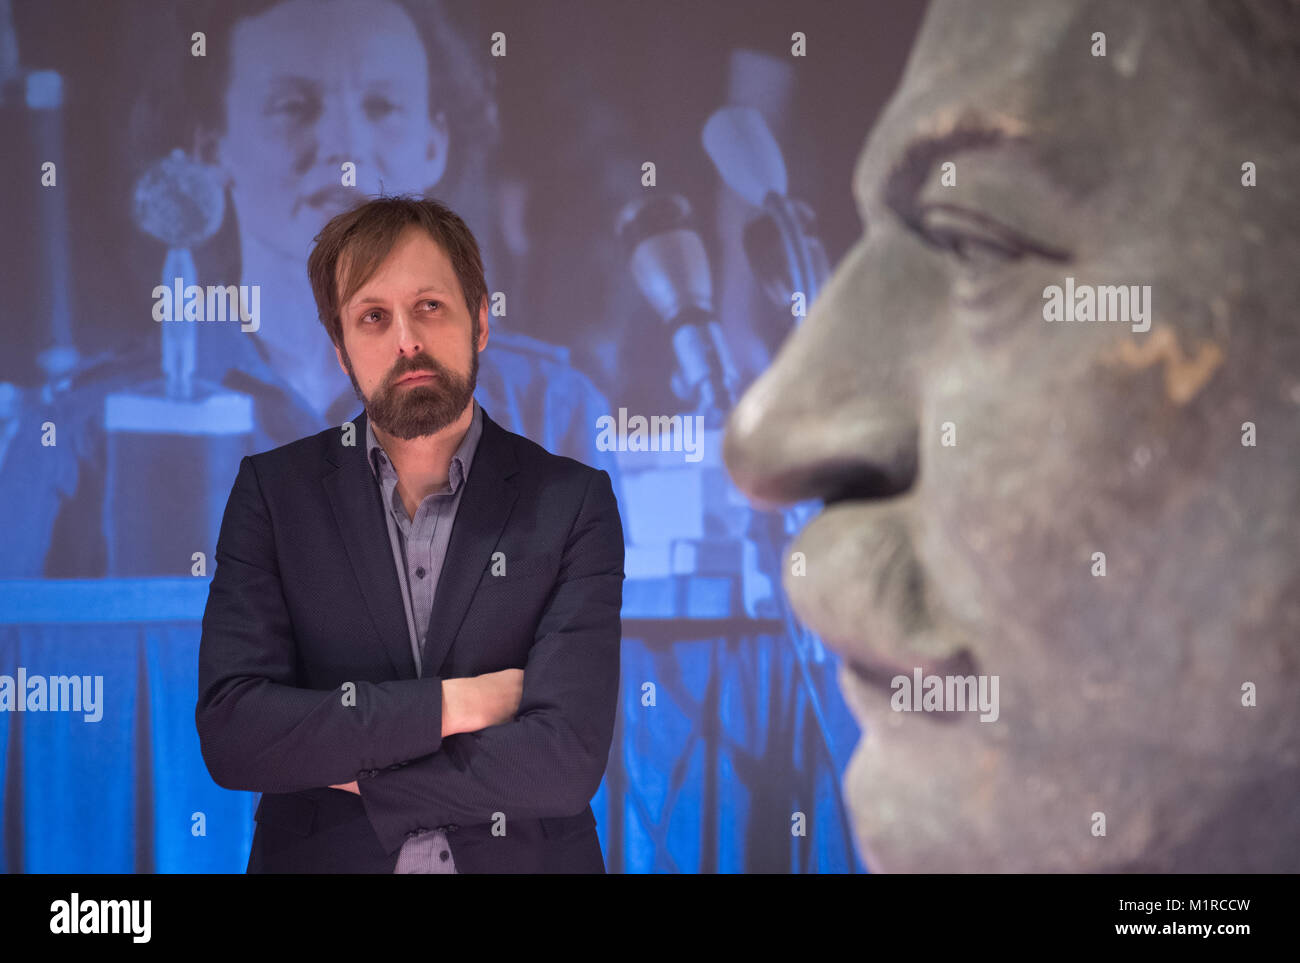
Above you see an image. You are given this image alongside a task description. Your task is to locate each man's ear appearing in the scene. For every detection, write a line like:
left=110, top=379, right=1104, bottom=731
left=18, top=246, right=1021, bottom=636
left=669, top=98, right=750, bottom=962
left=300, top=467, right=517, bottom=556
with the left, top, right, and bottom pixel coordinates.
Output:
left=194, top=124, right=233, bottom=190
left=334, top=341, right=349, bottom=376
left=422, top=110, right=451, bottom=190
left=477, top=294, right=490, bottom=351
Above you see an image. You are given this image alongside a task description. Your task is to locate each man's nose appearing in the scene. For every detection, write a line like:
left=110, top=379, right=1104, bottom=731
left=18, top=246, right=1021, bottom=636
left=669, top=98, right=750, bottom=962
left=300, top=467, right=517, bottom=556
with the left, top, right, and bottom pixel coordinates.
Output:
left=391, top=308, right=423, bottom=356
left=317, top=93, right=367, bottom=169
left=723, top=235, right=921, bottom=508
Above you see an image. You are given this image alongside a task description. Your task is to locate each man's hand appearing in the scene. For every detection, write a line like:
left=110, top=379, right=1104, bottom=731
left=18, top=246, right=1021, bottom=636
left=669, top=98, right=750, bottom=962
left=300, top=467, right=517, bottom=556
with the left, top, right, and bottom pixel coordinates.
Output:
left=442, top=668, right=524, bottom=737
left=323, top=669, right=523, bottom=793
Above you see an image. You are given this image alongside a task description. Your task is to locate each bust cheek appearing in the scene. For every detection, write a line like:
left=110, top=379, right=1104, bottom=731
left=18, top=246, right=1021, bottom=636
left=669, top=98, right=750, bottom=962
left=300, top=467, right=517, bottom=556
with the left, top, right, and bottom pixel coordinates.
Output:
left=1099, top=324, right=1225, bottom=406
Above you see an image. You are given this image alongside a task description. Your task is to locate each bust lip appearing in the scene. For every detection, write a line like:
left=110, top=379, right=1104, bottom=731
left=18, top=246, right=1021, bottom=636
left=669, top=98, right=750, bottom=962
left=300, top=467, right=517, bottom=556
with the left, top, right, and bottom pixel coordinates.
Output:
left=845, top=648, right=980, bottom=703
left=397, top=371, right=436, bottom=384
left=783, top=497, right=979, bottom=693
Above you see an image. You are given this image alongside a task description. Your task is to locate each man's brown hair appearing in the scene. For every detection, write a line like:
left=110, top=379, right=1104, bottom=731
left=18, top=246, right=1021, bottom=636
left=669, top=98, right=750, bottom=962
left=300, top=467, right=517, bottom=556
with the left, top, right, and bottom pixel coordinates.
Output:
left=307, top=194, right=488, bottom=349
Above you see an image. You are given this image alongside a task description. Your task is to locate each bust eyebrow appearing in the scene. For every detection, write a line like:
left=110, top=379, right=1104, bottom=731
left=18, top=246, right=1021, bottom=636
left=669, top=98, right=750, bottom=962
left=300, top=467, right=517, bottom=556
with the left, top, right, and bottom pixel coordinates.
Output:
left=870, top=119, right=1074, bottom=263
left=878, top=123, right=1013, bottom=228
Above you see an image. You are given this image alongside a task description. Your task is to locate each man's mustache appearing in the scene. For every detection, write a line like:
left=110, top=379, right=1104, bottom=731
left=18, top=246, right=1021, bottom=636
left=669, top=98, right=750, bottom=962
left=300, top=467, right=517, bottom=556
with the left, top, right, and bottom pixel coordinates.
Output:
left=385, top=356, right=442, bottom=386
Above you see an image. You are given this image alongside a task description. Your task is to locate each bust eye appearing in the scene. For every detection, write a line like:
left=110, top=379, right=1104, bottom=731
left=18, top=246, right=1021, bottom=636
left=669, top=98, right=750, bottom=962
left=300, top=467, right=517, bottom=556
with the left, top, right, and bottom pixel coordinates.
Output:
left=914, top=203, right=1037, bottom=268
left=910, top=203, right=1070, bottom=310
left=941, top=231, right=1023, bottom=268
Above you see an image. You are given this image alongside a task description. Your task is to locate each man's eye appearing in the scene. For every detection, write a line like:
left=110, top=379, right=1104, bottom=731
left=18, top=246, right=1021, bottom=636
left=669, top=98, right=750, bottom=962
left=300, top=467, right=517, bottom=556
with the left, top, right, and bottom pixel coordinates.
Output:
left=269, top=96, right=317, bottom=121
left=361, top=310, right=382, bottom=323
left=421, top=300, right=440, bottom=310
left=365, top=96, right=398, bottom=121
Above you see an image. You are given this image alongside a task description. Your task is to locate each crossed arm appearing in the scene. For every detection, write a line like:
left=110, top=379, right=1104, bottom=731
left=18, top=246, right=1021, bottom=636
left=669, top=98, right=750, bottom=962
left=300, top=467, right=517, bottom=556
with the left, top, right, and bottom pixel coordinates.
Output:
left=196, top=456, right=625, bottom=854
left=354, top=469, right=625, bottom=854
left=328, top=670, right=524, bottom=794
left=196, top=455, right=448, bottom=792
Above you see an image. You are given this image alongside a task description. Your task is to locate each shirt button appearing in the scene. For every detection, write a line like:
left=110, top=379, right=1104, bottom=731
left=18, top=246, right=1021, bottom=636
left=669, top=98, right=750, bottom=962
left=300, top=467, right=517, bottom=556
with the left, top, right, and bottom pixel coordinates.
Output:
left=415, top=567, right=426, bottom=578
left=439, top=850, right=450, bottom=862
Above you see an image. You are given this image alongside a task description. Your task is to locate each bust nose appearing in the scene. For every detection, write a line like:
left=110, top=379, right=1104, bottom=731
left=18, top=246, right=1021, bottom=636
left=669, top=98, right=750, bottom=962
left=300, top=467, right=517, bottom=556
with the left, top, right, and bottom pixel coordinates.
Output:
left=723, top=238, right=919, bottom=510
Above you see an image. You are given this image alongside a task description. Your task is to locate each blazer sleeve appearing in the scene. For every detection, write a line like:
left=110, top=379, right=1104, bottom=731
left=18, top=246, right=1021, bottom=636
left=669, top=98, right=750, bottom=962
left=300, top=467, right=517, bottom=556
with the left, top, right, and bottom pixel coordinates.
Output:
left=356, top=467, right=625, bottom=854
left=195, top=455, right=444, bottom=792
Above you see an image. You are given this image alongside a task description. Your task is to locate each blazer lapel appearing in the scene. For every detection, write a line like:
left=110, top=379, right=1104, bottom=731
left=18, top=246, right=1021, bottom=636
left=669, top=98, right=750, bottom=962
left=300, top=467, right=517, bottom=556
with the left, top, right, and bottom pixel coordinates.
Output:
left=322, top=411, right=417, bottom=678
left=420, top=405, right=520, bottom=677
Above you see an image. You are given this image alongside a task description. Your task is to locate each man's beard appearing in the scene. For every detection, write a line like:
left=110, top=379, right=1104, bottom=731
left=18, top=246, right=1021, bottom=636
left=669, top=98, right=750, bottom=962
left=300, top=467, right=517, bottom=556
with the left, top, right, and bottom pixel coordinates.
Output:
left=341, top=328, right=478, bottom=440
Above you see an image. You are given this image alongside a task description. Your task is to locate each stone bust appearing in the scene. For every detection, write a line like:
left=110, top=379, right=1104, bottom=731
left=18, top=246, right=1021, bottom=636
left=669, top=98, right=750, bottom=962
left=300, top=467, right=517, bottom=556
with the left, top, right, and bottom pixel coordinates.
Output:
left=725, top=0, right=1299, bottom=871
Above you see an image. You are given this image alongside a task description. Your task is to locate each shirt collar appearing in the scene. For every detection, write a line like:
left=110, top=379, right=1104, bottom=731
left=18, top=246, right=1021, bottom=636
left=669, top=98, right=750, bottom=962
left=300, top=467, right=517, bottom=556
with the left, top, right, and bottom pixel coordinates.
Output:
left=365, top=398, right=483, bottom=495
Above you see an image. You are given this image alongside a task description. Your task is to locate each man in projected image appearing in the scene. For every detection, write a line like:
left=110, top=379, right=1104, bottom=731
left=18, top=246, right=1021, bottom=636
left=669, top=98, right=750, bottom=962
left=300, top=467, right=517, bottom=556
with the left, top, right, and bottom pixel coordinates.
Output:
left=197, top=196, right=626, bottom=873
left=195, top=0, right=464, bottom=425
left=189, top=0, right=617, bottom=464
left=724, top=0, right=1299, bottom=871
left=0, top=0, right=618, bottom=577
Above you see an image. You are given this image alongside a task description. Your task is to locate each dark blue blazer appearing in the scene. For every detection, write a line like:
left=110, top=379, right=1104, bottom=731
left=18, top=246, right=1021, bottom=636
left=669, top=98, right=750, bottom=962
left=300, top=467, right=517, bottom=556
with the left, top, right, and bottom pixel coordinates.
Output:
left=195, top=406, right=625, bottom=873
